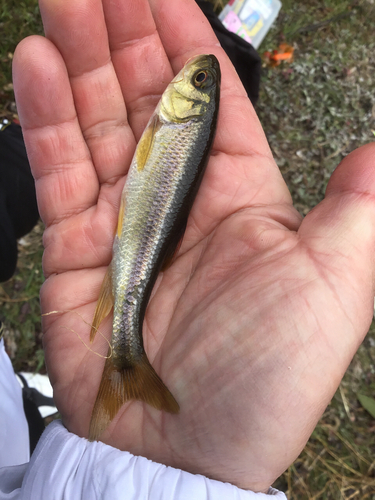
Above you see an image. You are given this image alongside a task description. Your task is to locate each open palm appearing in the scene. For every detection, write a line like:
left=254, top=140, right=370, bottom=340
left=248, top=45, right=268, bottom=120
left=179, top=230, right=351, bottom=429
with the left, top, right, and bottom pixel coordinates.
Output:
left=13, top=0, right=375, bottom=493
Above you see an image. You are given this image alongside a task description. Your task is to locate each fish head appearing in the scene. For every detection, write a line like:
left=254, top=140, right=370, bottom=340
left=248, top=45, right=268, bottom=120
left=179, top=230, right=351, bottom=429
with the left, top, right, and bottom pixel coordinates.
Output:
left=159, top=54, right=221, bottom=123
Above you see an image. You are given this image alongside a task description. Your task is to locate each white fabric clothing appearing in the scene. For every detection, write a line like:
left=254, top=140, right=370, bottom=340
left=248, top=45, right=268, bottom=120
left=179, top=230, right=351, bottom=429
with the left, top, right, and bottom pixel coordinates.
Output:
left=0, top=339, right=29, bottom=467
left=0, top=420, right=287, bottom=500
left=0, top=338, right=286, bottom=499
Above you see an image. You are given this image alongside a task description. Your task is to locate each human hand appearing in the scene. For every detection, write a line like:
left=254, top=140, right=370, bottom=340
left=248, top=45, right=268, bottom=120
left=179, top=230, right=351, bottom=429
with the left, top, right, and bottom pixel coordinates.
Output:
left=13, top=0, right=375, bottom=493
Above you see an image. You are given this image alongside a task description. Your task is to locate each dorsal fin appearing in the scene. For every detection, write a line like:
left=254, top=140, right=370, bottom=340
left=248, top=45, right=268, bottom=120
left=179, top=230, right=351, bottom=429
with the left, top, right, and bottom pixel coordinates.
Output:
left=161, top=219, right=187, bottom=271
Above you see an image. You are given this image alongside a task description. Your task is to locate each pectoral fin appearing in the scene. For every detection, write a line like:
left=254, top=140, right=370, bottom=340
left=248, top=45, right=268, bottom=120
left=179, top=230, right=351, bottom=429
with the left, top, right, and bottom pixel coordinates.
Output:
left=136, top=114, right=162, bottom=172
left=90, top=264, right=114, bottom=342
left=117, top=193, right=126, bottom=238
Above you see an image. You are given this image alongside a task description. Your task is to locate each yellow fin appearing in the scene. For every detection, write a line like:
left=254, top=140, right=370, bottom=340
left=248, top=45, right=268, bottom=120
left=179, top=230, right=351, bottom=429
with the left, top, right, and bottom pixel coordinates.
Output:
left=117, top=193, right=126, bottom=238
left=90, top=265, right=114, bottom=343
left=88, top=352, right=179, bottom=441
left=136, top=114, right=162, bottom=171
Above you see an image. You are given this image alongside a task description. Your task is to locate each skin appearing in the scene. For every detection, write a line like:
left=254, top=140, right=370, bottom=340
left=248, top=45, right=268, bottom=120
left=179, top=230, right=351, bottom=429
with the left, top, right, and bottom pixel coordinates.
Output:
left=12, top=0, right=375, bottom=493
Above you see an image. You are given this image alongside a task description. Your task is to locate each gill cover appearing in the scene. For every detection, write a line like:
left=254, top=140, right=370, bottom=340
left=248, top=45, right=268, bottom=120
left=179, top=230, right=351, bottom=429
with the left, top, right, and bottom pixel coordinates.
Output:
left=159, top=55, right=220, bottom=123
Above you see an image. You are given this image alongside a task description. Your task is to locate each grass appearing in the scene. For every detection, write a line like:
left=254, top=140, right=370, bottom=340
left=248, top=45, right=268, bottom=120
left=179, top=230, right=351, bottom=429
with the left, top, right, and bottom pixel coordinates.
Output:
left=0, top=0, right=44, bottom=371
left=0, top=0, right=43, bottom=118
left=256, top=1, right=375, bottom=497
left=1, top=0, right=375, bottom=497
left=0, top=222, right=44, bottom=372
left=257, top=0, right=375, bottom=215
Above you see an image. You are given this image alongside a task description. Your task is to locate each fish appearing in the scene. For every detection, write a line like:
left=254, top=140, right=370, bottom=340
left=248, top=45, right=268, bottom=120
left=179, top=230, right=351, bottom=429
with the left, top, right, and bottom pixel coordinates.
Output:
left=88, top=54, right=221, bottom=441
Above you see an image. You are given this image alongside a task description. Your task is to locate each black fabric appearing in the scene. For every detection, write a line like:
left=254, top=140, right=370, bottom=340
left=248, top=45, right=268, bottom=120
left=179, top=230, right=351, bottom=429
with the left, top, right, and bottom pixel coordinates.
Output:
left=22, top=387, right=46, bottom=454
left=196, top=0, right=261, bottom=105
left=0, top=123, right=39, bottom=282
left=17, top=373, right=54, bottom=455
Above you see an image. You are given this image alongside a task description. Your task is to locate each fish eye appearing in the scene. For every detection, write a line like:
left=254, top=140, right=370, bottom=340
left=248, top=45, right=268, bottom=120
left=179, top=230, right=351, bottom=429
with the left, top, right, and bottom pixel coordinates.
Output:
left=193, top=70, right=208, bottom=87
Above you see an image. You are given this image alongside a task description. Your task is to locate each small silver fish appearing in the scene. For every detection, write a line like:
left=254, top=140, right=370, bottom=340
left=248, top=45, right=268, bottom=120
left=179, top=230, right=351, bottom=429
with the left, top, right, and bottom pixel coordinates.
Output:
left=89, top=54, right=220, bottom=441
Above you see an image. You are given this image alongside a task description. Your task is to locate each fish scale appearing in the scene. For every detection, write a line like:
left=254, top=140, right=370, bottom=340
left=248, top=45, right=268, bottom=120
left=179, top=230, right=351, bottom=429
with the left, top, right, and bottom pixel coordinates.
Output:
left=112, top=122, right=206, bottom=355
left=88, top=54, right=220, bottom=441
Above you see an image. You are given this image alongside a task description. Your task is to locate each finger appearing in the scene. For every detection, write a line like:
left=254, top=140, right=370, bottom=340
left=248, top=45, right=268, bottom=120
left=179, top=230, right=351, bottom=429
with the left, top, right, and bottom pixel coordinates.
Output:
left=298, top=143, right=375, bottom=353
left=13, top=36, right=99, bottom=227
left=39, top=0, right=136, bottom=185
left=13, top=37, right=122, bottom=276
left=101, top=0, right=174, bottom=139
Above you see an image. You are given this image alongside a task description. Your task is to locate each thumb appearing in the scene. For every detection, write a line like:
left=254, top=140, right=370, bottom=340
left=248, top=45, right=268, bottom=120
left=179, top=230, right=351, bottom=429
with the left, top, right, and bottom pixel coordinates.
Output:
left=298, top=142, right=375, bottom=350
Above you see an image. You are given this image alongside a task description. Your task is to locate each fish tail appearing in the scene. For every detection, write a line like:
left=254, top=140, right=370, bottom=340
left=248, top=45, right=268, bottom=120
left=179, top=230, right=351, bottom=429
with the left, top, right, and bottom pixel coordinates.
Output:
left=88, top=352, right=179, bottom=441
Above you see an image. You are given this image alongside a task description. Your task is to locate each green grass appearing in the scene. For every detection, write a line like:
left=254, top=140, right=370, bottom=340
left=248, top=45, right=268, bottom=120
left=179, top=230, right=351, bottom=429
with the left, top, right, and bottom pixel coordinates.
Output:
left=0, top=222, right=44, bottom=372
left=1, top=0, right=375, bottom=497
left=257, top=0, right=375, bottom=215
left=0, top=0, right=42, bottom=118
left=0, top=0, right=44, bottom=371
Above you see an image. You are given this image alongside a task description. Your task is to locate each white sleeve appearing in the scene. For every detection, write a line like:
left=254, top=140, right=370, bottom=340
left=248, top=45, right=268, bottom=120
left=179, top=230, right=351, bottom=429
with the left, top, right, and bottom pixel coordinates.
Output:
left=0, top=421, right=286, bottom=500
left=0, top=339, right=29, bottom=468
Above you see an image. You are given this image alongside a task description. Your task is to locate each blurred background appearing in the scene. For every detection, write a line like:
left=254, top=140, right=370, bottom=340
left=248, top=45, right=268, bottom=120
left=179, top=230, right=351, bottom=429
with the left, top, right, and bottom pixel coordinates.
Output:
left=1, top=0, right=375, bottom=497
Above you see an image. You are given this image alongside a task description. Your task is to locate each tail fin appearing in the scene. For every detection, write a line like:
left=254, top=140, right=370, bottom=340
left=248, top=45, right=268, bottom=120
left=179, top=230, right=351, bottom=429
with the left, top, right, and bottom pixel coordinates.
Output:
left=88, top=352, right=179, bottom=441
